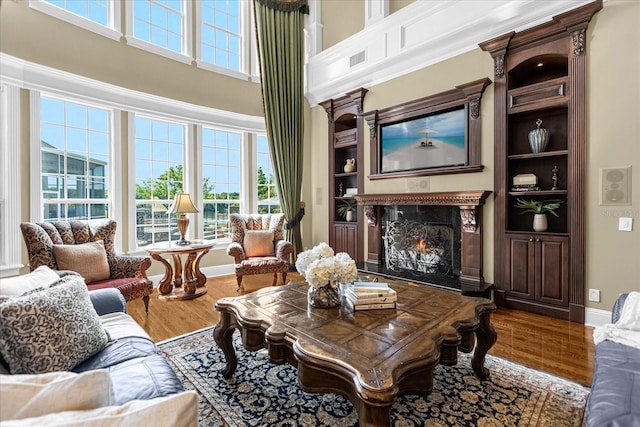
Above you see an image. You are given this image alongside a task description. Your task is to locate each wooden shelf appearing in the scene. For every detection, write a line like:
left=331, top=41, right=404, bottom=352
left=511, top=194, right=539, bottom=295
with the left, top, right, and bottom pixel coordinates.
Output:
left=508, top=150, right=568, bottom=160
left=508, top=190, right=568, bottom=196
left=335, top=172, right=358, bottom=178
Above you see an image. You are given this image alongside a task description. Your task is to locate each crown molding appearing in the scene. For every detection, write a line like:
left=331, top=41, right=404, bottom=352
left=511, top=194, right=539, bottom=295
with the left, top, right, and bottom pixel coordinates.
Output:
left=0, top=53, right=265, bottom=132
left=305, top=0, right=594, bottom=105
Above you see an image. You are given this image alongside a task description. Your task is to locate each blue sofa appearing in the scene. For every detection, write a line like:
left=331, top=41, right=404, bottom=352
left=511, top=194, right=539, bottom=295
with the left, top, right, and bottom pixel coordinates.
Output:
left=585, top=293, right=640, bottom=427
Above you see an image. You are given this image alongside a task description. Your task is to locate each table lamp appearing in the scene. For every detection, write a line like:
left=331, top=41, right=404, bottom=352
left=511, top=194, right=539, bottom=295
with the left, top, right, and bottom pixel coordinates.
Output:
left=168, top=193, right=199, bottom=246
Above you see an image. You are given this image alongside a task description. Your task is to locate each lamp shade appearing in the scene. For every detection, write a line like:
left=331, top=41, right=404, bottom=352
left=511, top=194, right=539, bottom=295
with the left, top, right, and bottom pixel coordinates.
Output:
left=167, top=193, right=199, bottom=214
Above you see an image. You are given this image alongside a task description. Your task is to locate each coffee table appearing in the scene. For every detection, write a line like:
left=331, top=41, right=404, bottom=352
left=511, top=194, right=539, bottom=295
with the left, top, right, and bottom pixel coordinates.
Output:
left=213, top=281, right=497, bottom=426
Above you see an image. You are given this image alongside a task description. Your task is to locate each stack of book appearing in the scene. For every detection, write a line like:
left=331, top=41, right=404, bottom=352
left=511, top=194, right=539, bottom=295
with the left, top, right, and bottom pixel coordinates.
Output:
left=344, top=282, right=397, bottom=311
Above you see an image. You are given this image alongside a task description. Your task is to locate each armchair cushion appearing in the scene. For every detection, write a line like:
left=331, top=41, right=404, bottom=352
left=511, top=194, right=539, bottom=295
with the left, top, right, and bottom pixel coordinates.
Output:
left=0, top=265, right=59, bottom=297
left=243, top=230, right=275, bottom=257
left=0, top=275, right=109, bottom=374
left=53, top=240, right=111, bottom=283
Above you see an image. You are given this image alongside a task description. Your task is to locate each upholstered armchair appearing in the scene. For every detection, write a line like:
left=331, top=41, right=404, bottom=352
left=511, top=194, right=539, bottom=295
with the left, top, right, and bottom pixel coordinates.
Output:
left=20, top=219, right=153, bottom=314
left=227, top=214, right=293, bottom=292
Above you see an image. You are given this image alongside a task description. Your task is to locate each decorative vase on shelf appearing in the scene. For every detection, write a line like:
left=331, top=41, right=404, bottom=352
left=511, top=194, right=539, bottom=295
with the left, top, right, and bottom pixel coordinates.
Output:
left=307, top=282, right=341, bottom=308
left=345, top=210, right=354, bottom=222
left=528, top=119, right=550, bottom=153
left=533, top=214, right=548, bottom=232
left=344, top=158, right=356, bottom=173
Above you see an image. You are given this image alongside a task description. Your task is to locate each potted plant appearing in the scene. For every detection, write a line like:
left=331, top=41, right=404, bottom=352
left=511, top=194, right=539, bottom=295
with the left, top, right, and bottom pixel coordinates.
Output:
left=514, top=198, right=563, bottom=232
left=337, top=199, right=357, bottom=222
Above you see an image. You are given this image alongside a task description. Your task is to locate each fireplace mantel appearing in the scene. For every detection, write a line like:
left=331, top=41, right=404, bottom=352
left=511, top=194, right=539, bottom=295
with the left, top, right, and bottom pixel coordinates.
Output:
left=353, top=190, right=492, bottom=288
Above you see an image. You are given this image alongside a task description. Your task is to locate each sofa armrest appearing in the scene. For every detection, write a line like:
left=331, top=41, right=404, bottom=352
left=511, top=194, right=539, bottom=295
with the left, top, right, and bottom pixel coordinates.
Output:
left=275, top=240, right=293, bottom=261
left=612, top=293, right=629, bottom=323
left=90, top=288, right=127, bottom=316
left=227, top=242, right=246, bottom=264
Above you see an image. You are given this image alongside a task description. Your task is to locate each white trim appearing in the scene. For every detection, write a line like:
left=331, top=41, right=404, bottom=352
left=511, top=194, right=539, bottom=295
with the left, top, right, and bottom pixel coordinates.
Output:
left=195, top=60, right=250, bottom=81
left=0, top=84, right=24, bottom=277
left=304, top=0, right=323, bottom=62
left=111, top=109, right=124, bottom=253
left=365, top=0, right=389, bottom=26
left=0, top=53, right=265, bottom=132
left=124, top=37, right=194, bottom=65
left=305, top=0, right=592, bottom=105
left=126, top=112, right=137, bottom=253
left=242, top=132, right=252, bottom=212
left=29, top=0, right=122, bottom=41
left=585, top=308, right=612, bottom=328
left=29, top=91, right=42, bottom=221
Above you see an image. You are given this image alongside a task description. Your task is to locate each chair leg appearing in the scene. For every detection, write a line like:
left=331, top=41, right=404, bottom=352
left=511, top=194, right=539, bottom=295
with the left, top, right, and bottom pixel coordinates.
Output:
left=282, top=271, right=287, bottom=285
left=272, top=273, right=277, bottom=286
left=236, top=275, right=244, bottom=292
left=143, top=295, right=150, bottom=315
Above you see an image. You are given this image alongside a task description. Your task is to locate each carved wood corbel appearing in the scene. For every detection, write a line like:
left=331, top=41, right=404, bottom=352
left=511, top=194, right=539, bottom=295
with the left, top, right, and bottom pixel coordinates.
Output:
left=459, top=207, right=478, bottom=233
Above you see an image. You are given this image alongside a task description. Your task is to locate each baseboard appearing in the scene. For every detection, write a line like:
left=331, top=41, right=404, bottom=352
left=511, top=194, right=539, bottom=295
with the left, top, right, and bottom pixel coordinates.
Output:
left=148, top=264, right=235, bottom=288
left=585, top=307, right=612, bottom=327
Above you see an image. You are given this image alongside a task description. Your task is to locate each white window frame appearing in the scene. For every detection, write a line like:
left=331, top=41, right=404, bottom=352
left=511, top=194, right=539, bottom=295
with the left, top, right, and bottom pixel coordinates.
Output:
left=29, top=0, right=122, bottom=41
left=195, top=0, right=253, bottom=80
left=29, top=91, right=124, bottom=250
left=0, top=85, right=23, bottom=277
left=124, top=0, right=193, bottom=65
left=128, top=112, right=195, bottom=251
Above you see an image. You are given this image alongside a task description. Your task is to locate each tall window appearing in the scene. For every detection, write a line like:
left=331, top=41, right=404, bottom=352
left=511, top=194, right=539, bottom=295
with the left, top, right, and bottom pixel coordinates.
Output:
left=44, top=0, right=108, bottom=26
left=256, top=135, right=280, bottom=214
left=134, top=116, right=185, bottom=247
left=200, top=0, right=241, bottom=71
left=40, top=97, right=110, bottom=221
left=132, top=0, right=185, bottom=53
left=201, top=128, right=241, bottom=240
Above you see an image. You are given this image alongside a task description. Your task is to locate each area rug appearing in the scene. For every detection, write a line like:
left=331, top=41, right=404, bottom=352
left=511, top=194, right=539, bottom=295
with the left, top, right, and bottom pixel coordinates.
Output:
left=157, top=327, right=589, bottom=426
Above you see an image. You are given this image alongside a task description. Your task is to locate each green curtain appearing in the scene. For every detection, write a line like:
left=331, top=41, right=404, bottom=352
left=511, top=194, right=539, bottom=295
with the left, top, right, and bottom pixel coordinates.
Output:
left=253, top=0, right=307, bottom=263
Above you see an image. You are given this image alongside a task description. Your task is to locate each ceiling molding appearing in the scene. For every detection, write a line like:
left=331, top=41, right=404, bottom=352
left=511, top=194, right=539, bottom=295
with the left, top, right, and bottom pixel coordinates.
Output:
left=305, top=0, right=593, bottom=105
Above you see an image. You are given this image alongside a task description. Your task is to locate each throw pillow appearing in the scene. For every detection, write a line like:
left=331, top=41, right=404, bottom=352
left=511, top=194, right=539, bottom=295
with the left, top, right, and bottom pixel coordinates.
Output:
left=244, top=230, right=275, bottom=257
left=1, top=390, right=199, bottom=427
left=616, top=291, right=640, bottom=331
left=0, top=265, right=60, bottom=298
left=53, top=240, right=111, bottom=283
left=0, top=275, right=110, bottom=374
left=0, top=370, right=114, bottom=421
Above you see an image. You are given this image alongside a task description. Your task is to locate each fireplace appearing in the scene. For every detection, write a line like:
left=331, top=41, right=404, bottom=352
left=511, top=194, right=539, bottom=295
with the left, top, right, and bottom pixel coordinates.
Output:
left=353, top=191, right=492, bottom=296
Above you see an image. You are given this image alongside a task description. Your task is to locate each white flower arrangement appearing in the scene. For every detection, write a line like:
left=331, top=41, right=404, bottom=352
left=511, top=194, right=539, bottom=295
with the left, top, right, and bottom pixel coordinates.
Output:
left=296, top=243, right=358, bottom=288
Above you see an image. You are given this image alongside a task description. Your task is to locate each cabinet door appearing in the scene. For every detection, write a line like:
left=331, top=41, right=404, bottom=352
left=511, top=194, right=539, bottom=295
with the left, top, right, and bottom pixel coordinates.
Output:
left=505, top=235, right=535, bottom=300
left=535, top=236, right=569, bottom=306
left=333, top=224, right=358, bottom=261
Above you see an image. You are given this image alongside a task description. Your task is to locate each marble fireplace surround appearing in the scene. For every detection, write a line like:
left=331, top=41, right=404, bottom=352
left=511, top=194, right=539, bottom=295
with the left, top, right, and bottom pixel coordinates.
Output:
left=353, top=191, right=492, bottom=288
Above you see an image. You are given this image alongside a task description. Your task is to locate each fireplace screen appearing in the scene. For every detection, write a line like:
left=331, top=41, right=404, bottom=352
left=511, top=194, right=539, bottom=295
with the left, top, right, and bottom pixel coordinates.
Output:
left=383, top=220, right=456, bottom=277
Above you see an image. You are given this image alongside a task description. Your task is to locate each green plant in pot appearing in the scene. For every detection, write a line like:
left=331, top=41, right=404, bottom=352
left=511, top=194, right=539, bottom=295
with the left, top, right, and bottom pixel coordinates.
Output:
left=337, top=199, right=357, bottom=222
left=514, top=198, right=563, bottom=232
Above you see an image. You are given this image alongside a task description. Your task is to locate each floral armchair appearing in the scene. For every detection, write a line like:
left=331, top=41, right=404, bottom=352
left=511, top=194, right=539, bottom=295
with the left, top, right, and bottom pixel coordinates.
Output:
left=20, top=219, right=153, bottom=314
left=226, top=214, right=293, bottom=292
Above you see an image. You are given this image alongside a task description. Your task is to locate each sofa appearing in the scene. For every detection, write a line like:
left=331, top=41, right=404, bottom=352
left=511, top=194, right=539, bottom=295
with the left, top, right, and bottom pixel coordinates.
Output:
left=0, top=268, right=197, bottom=425
left=585, top=292, right=640, bottom=427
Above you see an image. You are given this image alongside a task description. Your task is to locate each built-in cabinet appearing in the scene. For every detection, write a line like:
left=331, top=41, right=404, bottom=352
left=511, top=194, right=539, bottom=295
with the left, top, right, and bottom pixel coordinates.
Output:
left=480, top=1, right=601, bottom=322
left=320, top=89, right=367, bottom=263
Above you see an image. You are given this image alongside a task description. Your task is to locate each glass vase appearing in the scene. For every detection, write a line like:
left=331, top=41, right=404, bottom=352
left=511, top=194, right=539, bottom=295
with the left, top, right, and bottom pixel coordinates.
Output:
left=307, top=282, right=341, bottom=308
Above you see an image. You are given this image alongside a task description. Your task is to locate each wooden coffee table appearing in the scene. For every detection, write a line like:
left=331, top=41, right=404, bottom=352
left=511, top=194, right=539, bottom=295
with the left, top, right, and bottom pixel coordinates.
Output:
left=213, top=281, right=497, bottom=426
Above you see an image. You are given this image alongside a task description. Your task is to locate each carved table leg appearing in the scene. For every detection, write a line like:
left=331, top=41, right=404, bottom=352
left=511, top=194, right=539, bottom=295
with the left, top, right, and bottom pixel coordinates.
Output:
left=183, top=251, right=198, bottom=295
left=472, top=312, right=497, bottom=380
left=153, top=254, right=174, bottom=296
left=356, top=400, right=393, bottom=427
left=171, top=254, right=183, bottom=288
left=193, top=248, right=210, bottom=287
left=213, top=311, right=238, bottom=378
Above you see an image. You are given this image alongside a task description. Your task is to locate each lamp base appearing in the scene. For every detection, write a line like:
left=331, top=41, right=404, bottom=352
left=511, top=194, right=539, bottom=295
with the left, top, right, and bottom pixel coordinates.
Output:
left=175, top=238, right=191, bottom=246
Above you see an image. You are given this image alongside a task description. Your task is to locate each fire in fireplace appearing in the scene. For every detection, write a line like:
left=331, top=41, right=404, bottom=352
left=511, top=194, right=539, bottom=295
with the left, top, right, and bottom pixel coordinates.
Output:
left=382, top=205, right=461, bottom=286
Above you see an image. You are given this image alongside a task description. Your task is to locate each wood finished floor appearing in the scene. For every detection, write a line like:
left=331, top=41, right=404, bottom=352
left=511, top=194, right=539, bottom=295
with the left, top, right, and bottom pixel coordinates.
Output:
left=127, top=273, right=595, bottom=386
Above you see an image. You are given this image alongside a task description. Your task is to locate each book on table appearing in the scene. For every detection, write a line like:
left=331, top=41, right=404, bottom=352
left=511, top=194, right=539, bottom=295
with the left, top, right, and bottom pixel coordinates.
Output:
left=344, top=297, right=396, bottom=311
left=345, top=282, right=396, bottom=311
left=345, top=288, right=397, bottom=304
left=351, top=282, right=391, bottom=293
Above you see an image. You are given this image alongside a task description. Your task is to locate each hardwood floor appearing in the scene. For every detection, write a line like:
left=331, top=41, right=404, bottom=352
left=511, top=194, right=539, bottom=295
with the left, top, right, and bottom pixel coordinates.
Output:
left=127, top=273, right=595, bottom=386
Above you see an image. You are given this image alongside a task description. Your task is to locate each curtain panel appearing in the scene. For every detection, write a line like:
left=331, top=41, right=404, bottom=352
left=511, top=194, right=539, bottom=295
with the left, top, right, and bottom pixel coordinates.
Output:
left=253, top=0, right=307, bottom=262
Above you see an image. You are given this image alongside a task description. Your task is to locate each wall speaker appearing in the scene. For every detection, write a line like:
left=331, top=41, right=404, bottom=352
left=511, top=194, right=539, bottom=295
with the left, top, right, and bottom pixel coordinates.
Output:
left=599, top=166, right=631, bottom=205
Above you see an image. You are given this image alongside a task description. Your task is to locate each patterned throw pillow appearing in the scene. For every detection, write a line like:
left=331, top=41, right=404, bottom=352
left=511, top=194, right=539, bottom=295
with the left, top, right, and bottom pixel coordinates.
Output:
left=0, top=275, right=109, bottom=374
left=243, top=230, right=275, bottom=257
left=53, top=240, right=111, bottom=283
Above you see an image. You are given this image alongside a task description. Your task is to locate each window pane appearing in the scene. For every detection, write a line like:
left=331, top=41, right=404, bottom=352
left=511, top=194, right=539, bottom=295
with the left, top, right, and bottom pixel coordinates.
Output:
left=200, top=0, right=242, bottom=72
left=256, top=135, right=280, bottom=213
left=135, top=116, right=186, bottom=247
left=45, top=0, right=108, bottom=26
left=40, top=97, right=111, bottom=221
left=133, top=0, right=184, bottom=53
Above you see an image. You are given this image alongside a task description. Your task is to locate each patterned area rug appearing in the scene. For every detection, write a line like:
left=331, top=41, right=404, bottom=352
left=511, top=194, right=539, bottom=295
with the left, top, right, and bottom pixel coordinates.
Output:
left=157, top=327, right=589, bottom=426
